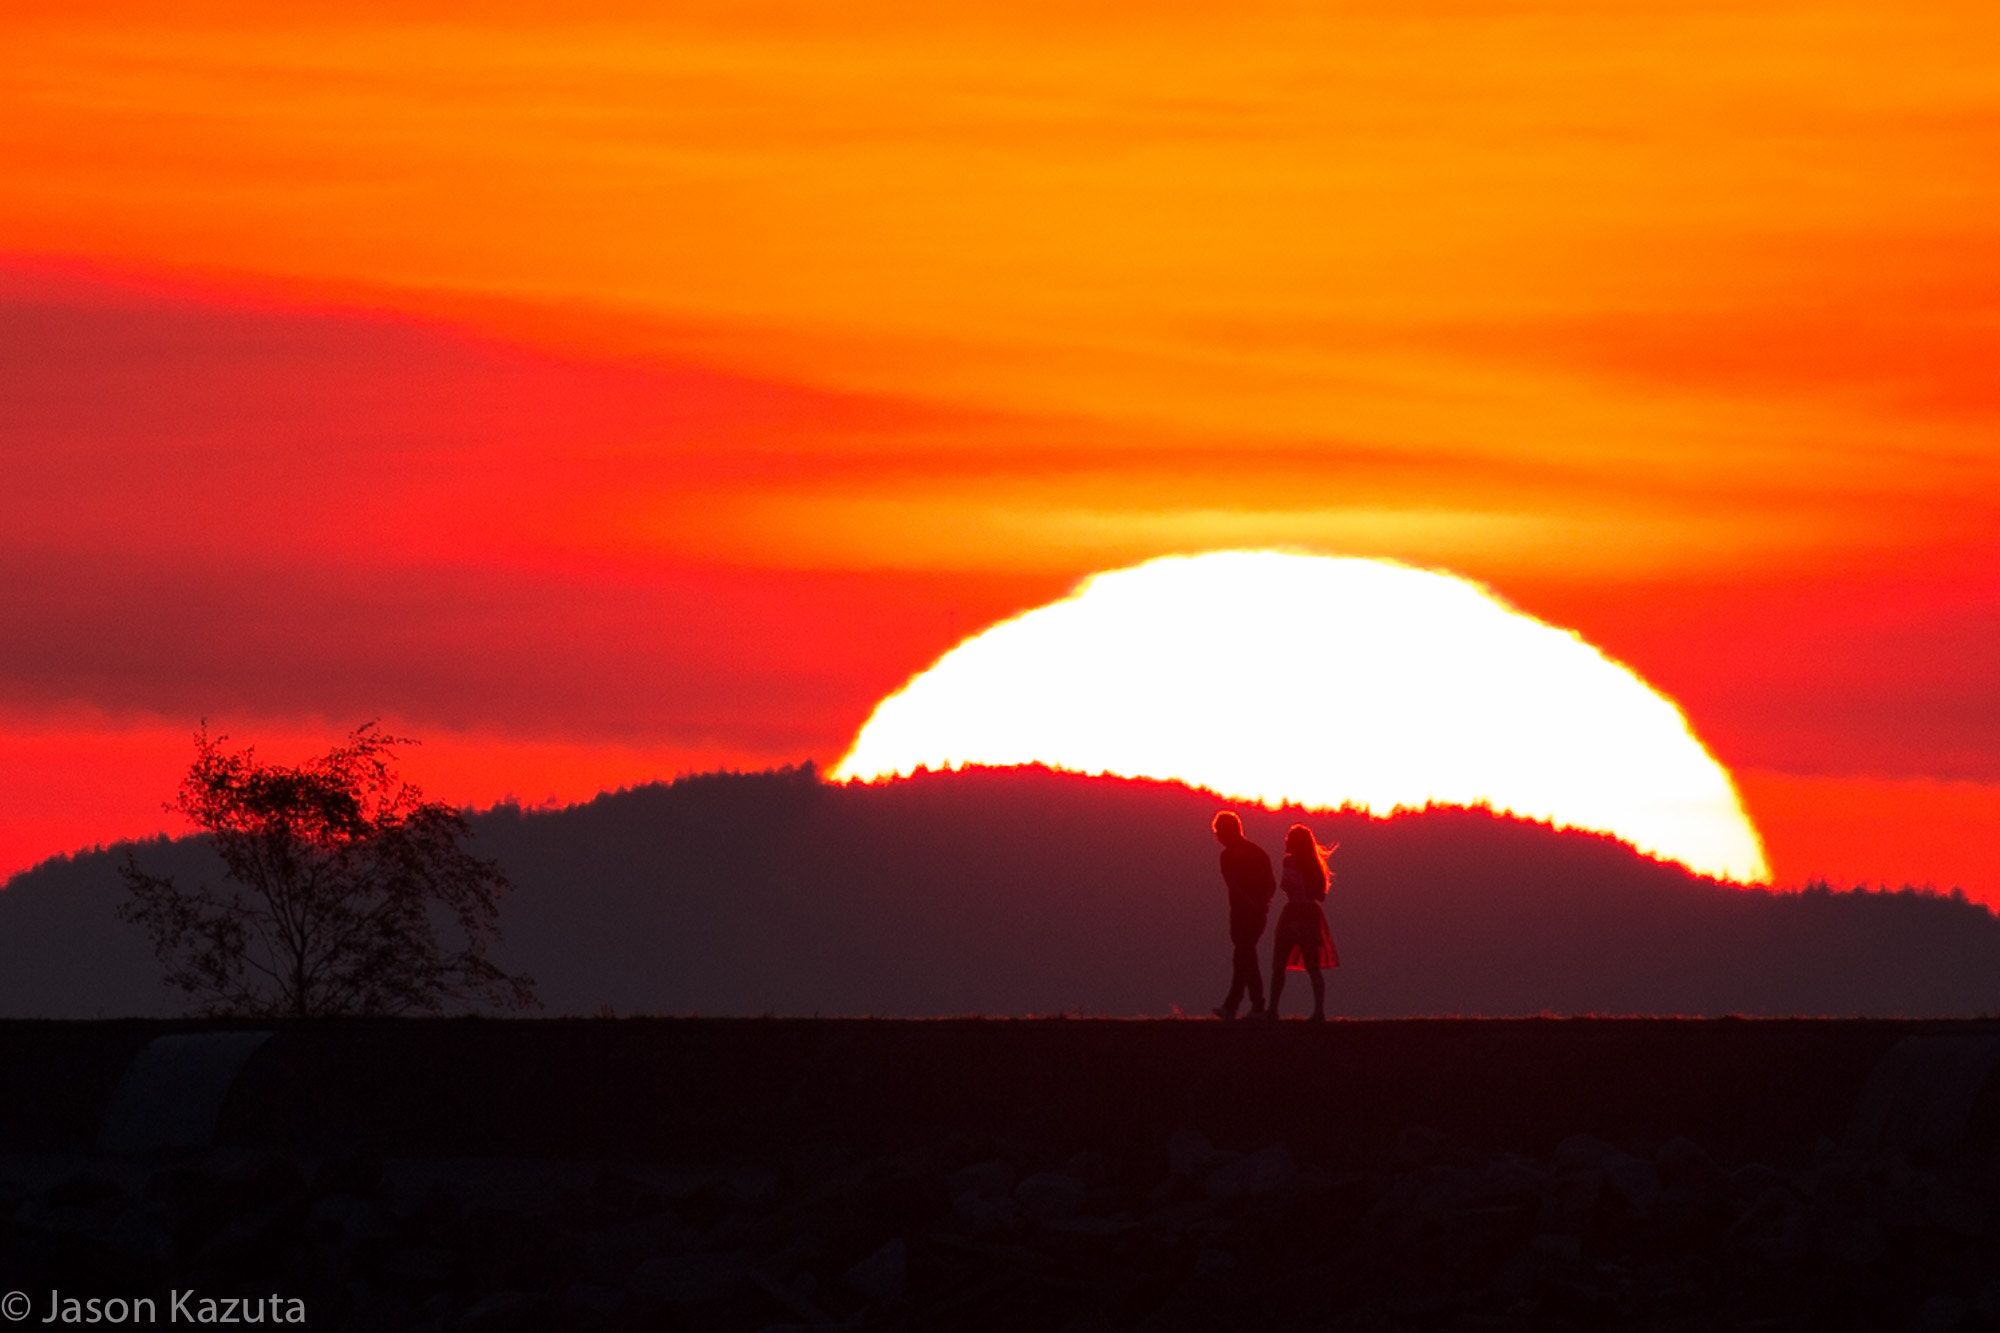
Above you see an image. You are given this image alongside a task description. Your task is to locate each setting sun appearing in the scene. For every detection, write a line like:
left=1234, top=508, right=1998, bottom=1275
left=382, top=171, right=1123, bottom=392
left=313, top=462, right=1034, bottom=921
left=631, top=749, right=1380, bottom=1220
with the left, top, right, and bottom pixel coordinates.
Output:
left=836, top=551, right=1768, bottom=883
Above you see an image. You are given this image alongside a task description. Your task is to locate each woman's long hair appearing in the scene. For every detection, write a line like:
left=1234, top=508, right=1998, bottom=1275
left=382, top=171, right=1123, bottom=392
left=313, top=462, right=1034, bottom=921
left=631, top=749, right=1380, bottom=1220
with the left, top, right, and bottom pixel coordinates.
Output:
left=1284, top=823, right=1332, bottom=893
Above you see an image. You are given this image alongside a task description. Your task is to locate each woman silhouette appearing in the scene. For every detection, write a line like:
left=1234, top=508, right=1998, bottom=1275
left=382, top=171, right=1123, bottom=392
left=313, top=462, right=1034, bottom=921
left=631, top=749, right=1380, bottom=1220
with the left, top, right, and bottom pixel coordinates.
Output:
left=1267, top=824, right=1338, bottom=1021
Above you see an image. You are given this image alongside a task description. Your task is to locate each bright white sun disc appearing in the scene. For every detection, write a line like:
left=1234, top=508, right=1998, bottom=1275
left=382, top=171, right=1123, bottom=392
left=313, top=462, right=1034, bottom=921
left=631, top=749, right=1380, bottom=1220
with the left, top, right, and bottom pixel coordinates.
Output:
left=833, top=551, right=1768, bottom=882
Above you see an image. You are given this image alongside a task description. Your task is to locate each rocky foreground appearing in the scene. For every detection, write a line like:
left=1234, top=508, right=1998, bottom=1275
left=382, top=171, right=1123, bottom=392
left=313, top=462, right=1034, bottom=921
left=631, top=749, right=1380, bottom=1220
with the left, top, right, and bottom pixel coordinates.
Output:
left=7, top=1115, right=2000, bottom=1331
left=2, top=1019, right=1999, bottom=1330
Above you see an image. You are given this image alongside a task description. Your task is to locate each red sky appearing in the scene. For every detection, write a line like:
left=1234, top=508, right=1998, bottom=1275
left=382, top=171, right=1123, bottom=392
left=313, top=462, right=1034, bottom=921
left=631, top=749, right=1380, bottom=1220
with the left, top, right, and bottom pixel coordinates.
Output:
left=4, top=0, right=1999, bottom=898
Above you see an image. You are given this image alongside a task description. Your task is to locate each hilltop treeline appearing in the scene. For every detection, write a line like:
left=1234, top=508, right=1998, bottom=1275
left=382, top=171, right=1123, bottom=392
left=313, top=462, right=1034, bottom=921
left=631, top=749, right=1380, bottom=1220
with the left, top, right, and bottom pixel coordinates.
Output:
left=2, top=764, right=1995, bottom=1017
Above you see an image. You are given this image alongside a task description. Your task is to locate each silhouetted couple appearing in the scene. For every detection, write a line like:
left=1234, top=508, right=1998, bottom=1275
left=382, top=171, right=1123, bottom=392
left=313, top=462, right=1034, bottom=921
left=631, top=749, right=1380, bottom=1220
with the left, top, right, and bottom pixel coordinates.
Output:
left=1212, top=811, right=1339, bottom=1022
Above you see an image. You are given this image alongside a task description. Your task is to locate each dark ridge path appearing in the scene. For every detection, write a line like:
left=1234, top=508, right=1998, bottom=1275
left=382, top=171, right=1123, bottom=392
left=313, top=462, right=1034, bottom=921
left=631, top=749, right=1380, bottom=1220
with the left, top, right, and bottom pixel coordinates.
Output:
left=0, top=1016, right=1972, bottom=1167
left=221, top=1016, right=1945, bottom=1169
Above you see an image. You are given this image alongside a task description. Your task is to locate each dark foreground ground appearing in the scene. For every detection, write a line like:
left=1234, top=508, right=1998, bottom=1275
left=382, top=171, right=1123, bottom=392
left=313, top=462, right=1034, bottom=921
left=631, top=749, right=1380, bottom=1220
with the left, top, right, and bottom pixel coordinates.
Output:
left=5, top=1018, right=2000, bottom=1331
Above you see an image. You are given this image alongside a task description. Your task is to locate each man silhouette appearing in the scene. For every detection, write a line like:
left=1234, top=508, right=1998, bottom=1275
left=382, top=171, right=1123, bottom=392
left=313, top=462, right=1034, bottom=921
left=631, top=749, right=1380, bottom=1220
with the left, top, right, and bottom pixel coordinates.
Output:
left=1211, top=810, right=1276, bottom=1021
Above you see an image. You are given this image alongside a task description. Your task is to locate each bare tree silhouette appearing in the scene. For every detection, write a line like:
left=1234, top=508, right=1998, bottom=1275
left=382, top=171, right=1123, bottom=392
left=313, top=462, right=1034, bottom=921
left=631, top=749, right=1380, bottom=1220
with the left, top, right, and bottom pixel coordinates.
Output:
left=119, top=723, right=536, bottom=1018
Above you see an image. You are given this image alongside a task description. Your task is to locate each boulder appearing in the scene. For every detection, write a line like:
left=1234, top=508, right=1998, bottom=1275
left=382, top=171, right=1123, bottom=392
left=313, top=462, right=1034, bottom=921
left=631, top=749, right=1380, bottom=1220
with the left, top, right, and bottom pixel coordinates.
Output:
left=1538, top=1167, right=1603, bottom=1237
left=949, top=1159, right=1015, bottom=1199
left=561, top=1212, right=687, bottom=1286
left=1015, top=1172, right=1090, bottom=1222
left=311, top=1154, right=385, bottom=1199
left=1976, top=1278, right=2000, bottom=1326
left=1193, top=1246, right=1238, bottom=1277
left=627, top=1252, right=746, bottom=1308
left=1601, top=1153, right=1661, bottom=1214
left=1904, top=1295, right=1972, bottom=1333
left=104, top=1206, right=173, bottom=1264
left=1465, top=1157, right=1547, bottom=1206
left=559, top=1283, right=628, bottom=1317
left=1390, top=1127, right=1451, bottom=1171
left=1655, top=1137, right=1726, bottom=1190
left=1167, top=1129, right=1223, bottom=1180
left=1204, top=1145, right=1299, bottom=1201
left=310, top=1193, right=395, bottom=1245
left=1550, top=1134, right=1619, bottom=1172
left=841, top=1237, right=908, bottom=1303
left=456, top=1291, right=542, bottom=1333
left=1926, top=1177, right=1990, bottom=1238
left=951, top=1192, right=1023, bottom=1236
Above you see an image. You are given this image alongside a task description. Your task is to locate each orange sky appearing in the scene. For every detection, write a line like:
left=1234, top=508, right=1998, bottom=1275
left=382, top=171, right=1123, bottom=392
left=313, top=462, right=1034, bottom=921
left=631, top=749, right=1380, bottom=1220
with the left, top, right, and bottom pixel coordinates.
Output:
left=3, top=0, right=1999, bottom=897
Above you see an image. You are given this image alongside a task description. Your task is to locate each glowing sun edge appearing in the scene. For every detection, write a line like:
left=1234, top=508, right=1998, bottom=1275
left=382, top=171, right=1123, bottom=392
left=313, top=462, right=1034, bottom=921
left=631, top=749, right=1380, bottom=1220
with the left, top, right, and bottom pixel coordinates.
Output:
left=833, top=551, right=1769, bottom=883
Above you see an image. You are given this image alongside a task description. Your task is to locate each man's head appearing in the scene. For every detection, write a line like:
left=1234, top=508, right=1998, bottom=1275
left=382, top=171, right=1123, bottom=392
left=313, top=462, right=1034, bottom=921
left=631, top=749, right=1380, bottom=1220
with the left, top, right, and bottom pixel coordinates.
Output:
left=1212, top=810, right=1243, bottom=845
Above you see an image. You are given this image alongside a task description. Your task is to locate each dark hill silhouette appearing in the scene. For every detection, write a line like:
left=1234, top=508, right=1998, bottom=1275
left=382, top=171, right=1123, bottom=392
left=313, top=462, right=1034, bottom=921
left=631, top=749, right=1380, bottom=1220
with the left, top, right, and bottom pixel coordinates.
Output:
left=3, top=764, right=1997, bottom=1017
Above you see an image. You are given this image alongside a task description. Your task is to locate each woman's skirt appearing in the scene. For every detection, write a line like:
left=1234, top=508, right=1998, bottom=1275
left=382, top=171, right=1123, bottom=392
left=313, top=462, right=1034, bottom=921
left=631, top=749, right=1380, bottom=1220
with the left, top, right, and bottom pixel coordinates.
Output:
left=1274, top=901, right=1338, bottom=972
